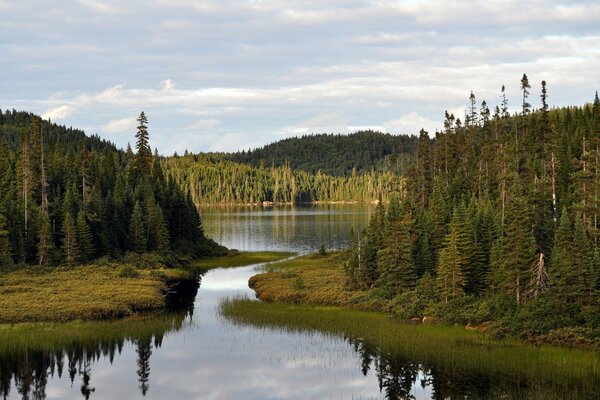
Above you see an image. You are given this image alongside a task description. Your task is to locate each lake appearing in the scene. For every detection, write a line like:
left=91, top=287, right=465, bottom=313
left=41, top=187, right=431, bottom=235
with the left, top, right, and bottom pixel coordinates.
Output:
left=0, top=204, right=598, bottom=399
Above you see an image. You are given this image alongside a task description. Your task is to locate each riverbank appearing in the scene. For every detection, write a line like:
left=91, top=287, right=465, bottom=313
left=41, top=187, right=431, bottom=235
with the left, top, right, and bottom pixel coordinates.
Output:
left=0, top=261, right=196, bottom=324
left=192, top=251, right=295, bottom=270
left=221, top=299, right=600, bottom=399
left=248, top=252, right=600, bottom=350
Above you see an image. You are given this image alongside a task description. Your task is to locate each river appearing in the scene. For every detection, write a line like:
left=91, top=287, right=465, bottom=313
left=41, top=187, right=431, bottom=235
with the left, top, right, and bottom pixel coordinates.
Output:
left=1, top=204, right=597, bottom=399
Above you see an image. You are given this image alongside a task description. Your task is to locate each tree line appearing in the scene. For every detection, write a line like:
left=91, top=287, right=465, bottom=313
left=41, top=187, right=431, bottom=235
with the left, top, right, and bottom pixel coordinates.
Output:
left=226, top=131, right=416, bottom=177
left=345, top=76, right=600, bottom=344
left=0, top=110, right=222, bottom=269
left=164, top=154, right=403, bottom=206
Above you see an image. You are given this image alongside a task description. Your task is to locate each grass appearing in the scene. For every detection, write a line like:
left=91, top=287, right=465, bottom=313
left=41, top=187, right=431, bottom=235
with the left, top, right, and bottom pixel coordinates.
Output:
left=242, top=252, right=600, bottom=397
left=249, top=252, right=389, bottom=311
left=221, top=299, right=600, bottom=399
left=0, top=312, right=189, bottom=355
left=0, top=262, right=195, bottom=323
left=192, top=251, right=296, bottom=270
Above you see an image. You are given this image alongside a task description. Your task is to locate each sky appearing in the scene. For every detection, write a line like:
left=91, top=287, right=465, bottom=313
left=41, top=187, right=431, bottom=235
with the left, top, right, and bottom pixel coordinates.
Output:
left=1, top=0, right=599, bottom=154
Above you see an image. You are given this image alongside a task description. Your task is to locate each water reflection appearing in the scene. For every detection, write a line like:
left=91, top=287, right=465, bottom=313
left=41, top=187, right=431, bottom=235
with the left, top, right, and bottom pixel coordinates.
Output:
left=0, top=283, right=197, bottom=400
left=201, top=204, right=372, bottom=253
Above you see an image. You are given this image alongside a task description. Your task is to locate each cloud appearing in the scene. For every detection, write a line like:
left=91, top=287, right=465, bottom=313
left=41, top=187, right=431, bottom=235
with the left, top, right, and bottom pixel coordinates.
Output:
left=384, top=112, right=440, bottom=136
left=103, top=117, right=137, bottom=133
left=160, top=79, right=175, bottom=91
left=42, top=105, right=73, bottom=121
left=1, top=0, right=599, bottom=153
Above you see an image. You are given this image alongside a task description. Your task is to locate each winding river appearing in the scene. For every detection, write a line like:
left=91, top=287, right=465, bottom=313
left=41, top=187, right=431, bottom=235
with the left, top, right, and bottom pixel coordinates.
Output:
left=1, top=204, right=597, bottom=399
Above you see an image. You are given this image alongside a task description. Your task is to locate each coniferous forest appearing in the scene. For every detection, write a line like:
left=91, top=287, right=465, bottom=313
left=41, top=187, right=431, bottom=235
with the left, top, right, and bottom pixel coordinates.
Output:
left=344, top=77, right=600, bottom=346
left=227, top=131, right=417, bottom=176
left=0, top=110, right=224, bottom=269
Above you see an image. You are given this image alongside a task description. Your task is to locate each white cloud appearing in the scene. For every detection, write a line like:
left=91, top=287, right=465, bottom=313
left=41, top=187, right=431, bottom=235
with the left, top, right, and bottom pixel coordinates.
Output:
left=160, top=79, right=175, bottom=91
left=383, top=112, right=440, bottom=136
left=103, top=117, right=137, bottom=133
left=1, top=0, right=599, bottom=153
left=42, top=105, right=73, bottom=121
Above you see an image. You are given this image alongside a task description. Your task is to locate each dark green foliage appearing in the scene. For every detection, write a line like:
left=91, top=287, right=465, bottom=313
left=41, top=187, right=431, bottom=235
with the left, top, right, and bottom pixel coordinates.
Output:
left=227, top=131, right=417, bottom=177
left=341, top=79, right=600, bottom=346
left=0, top=210, right=12, bottom=269
left=61, top=213, right=78, bottom=267
left=377, top=215, right=415, bottom=293
left=0, top=110, right=220, bottom=267
left=165, top=155, right=402, bottom=205
left=128, top=202, right=146, bottom=254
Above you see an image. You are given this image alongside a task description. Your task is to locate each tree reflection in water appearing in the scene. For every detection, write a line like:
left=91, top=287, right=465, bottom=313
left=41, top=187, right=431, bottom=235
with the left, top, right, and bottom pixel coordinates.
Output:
left=0, top=280, right=198, bottom=400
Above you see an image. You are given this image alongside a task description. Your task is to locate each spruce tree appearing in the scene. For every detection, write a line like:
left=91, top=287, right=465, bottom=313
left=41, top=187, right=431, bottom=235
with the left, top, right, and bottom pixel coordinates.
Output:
left=128, top=202, right=146, bottom=253
left=376, top=216, right=415, bottom=293
left=61, top=213, right=79, bottom=267
left=134, top=112, right=152, bottom=177
left=0, top=209, right=12, bottom=268
left=76, top=211, right=95, bottom=263
left=436, top=219, right=465, bottom=303
left=37, top=212, right=53, bottom=266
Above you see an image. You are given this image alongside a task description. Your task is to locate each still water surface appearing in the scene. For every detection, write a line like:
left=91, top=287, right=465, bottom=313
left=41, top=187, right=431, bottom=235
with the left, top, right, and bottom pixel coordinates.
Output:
left=1, top=204, right=596, bottom=399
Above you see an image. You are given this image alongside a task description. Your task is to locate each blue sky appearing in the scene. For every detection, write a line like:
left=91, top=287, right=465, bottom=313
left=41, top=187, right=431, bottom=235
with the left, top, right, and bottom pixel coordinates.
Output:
left=1, top=0, right=599, bottom=154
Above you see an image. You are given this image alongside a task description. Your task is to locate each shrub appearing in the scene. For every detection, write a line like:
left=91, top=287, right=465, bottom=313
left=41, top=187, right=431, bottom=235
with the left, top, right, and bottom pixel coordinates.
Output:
left=118, top=265, right=140, bottom=278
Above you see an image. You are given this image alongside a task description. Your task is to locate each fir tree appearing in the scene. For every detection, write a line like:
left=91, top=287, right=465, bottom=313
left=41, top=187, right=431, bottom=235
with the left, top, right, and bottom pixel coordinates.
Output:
left=128, top=202, right=146, bottom=254
left=134, top=112, right=152, bottom=177
left=0, top=209, right=12, bottom=268
left=61, top=213, right=78, bottom=267
left=76, top=211, right=95, bottom=263
left=37, top=212, right=53, bottom=266
left=436, top=219, right=465, bottom=303
left=376, top=216, right=415, bottom=293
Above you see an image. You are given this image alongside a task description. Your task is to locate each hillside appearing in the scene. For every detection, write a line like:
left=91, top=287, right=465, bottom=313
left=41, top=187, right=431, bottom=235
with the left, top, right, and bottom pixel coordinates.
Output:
left=227, top=131, right=417, bottom=176
left=0, top=109, right=224, bottom=269
left=164, top=154, right=402, bottom=205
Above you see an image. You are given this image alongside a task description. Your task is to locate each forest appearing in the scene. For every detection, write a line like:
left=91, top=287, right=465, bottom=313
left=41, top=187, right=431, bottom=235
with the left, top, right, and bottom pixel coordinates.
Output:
left=344, top=77, right=600, bottom=346
left=226, top=131, right=416, bottom=176
left=164, top=154, right=403, bottom=206
left=0, top=110, right=224, bottom=269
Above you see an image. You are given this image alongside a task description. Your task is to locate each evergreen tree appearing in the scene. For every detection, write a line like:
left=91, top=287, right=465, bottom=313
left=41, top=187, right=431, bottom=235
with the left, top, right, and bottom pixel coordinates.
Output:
left=61, top=213, right=78, bottom=267
left=134, top=112, right=152, bottom=177
left=0, top=209, right=12, bottom=268
left=37, top=212, right=53, bottom=266
left=76, top=211, right=95, bottom=263
left=436, top=219, right=465, bottom=303
left=128, top=202, right=146, bottom=254
left=376, top=216, right=415, bottom=293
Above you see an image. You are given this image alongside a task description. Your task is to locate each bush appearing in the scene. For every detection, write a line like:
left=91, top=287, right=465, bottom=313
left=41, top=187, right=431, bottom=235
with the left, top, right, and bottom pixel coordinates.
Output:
left=118, top=265, right=140, bottom=278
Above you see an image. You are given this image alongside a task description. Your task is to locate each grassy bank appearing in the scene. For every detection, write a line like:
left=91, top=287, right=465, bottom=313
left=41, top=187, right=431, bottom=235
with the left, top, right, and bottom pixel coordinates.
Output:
left=221, top=299, right=600, bottom=399
left=192, top=251, right=295, bottom=270
left=0, top=312, right=188, bottom=354
left=249, top=252, right=389, bottom=311
left=0, top=262, right=195, bottom=323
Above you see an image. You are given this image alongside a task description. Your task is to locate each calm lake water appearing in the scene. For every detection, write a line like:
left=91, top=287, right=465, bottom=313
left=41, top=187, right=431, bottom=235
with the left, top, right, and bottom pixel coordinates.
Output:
left=0, top=204, right=596, bottom=399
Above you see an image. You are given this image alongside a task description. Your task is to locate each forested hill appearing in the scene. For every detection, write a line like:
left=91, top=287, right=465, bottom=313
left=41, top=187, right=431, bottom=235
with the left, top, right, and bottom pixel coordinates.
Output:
left=0, top=109, right=224, bottom=269
left=344, top=80, right=600, bottom=348
left=227, top=131, right=417, bottom=176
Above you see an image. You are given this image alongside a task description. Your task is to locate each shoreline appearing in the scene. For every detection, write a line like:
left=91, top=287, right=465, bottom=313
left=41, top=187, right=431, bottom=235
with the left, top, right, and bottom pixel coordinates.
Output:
left=197, top=200, right=381, bottom=208
left=247, top=252, right=600, bottom=351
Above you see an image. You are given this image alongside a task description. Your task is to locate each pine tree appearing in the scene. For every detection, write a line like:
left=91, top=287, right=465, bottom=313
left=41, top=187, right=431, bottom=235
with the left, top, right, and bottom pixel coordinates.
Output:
left=436, top=219, right=465, bottom=303
left=376, top=216, right=415, bottom=293
left=520, top=73, right=531, bottom=115
left=0, top=209, right=12, bottom=268
left=549, top=208, right=575, bottom=301
left=61, top=213, right=79, bottom=267
left=76, top=211, right=95, bottom=263
left=502, top=181, right=536, bottom=304
left=150, top=207, right=170, bottom=252
left=134, top=112, right=152, bottom=177
left=128, top=202, right=146, bottom=253
left=37, top=212, right=53, bottom=266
